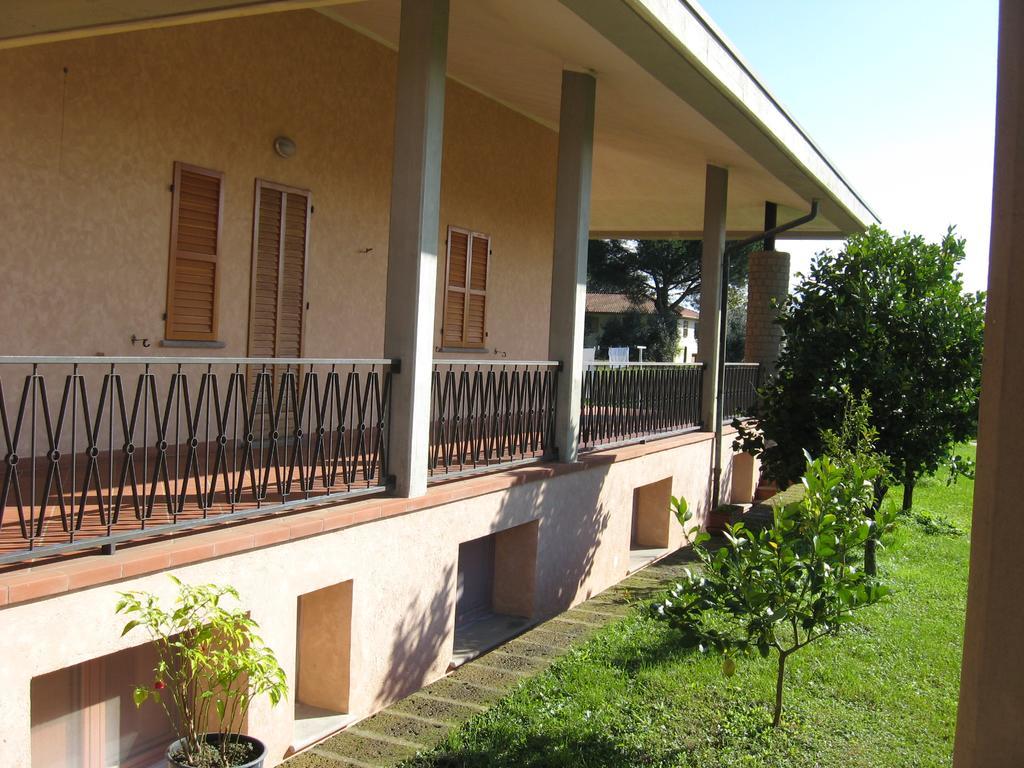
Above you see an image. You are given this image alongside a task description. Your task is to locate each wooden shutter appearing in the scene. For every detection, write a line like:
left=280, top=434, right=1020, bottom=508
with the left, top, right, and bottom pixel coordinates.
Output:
left=442, top=226, right=490, bottom=348
left=247, top=180, right=310, bottom=359
left=165, top=162, right=223, bottom=341
left=278, top=192, right=309, bottom=357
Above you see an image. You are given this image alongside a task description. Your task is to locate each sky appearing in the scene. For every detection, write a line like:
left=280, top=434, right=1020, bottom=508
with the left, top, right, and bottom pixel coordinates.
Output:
left=697, top=0, right=999, bottom=293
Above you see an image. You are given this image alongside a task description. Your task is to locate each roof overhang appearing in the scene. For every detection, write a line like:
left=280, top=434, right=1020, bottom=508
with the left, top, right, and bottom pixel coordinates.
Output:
left=576, top=0, right=877, bottom=239
left=0, top=0, right=875, bottom=239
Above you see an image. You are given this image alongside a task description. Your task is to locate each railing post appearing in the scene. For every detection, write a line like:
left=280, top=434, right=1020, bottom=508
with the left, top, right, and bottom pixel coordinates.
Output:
left=548, top=70, right=596, bottom=463
left=382, top=0, right=449, bottom=498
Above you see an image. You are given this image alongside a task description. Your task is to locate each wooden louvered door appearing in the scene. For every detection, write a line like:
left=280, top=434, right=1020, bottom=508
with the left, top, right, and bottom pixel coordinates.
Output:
left=247, top=180, right=311, bottom=419
left=165, top=162, right=224, bottom=341
left=442, top=226, right=490, bottom=349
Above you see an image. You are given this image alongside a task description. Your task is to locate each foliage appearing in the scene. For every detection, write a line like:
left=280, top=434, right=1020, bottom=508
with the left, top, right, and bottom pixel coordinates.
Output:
left=587, top=239, right=751, bottom=362
left=404, top=445, right=974, bottom=768
left=670, top=495, right=689, bottom=527
left=739, top=386, right=894, bottom=572
left=596, top=310, right=679, bottom=362
left=909, top=509, right=964, bottom=537
left=652, top=454, right=895, bottom=726
left=726, top=285, right=748, bottom=362
left=116, top=578, right=287, bottom=767
left=818, top=387, right=891, bottom=486
left=947, top=454, right=976, bottom=486
left=746, top=226, right=985, bottom=512
left=819, top=387, right=893, bottom=572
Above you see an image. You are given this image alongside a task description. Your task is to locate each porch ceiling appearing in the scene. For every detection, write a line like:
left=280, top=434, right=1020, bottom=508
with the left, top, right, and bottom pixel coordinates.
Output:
left=0, top=0, right=360, bottom=44
left=1, top=0, right=875, bottom=239
left=322, top=0, right=876, bottom=239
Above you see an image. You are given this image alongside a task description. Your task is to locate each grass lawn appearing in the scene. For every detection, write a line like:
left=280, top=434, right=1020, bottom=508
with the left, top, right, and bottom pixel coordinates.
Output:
left=406, top=445, right=975, bottom=768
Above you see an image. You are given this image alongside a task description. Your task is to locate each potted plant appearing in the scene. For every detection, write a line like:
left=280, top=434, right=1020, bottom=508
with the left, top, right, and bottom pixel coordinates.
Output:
left=116, top=577, right=288, bottom=768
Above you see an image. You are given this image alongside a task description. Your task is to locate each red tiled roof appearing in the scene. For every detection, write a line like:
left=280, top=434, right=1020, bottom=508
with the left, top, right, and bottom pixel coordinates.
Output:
left=586, top=293, right=698, bottom=319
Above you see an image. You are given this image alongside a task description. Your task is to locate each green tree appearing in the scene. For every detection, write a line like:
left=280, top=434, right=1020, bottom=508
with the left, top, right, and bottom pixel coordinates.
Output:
left=746, top=225, right=984, bottom=522
left=726, top=285, right=747, bottom=362
left=588, top=239, right=750, bottom=361
left=596, top=310, right=677, bottom=361
left=656, top=455, right=893, bottom=727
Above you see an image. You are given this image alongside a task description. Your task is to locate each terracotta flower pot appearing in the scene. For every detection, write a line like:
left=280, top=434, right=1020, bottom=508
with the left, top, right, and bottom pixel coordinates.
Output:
left=704, top=505, right=734, bottom=532
left=166, top=734, right=266, bottom=768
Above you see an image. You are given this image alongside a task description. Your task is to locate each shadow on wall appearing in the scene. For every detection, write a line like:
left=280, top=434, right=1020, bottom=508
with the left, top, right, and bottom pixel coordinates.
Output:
left=493, top=462, right=613, bottom=617
left=373, top=459, right=615, bottom=708
left=378, top=562, right=456, bottom=706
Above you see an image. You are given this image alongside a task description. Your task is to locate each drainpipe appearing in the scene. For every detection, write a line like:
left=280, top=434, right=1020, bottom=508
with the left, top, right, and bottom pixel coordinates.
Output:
left=710, top=200, right=820, bottom=510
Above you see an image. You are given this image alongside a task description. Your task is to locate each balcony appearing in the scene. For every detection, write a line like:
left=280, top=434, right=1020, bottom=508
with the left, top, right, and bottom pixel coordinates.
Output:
left=0, top=357, right=393, bottom=565
left=0, top=357, right=759, bottom=565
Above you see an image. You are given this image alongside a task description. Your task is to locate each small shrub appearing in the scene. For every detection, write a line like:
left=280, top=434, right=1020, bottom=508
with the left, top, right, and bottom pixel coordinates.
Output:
left=947, top=454, right=976, bottom=486
left=909, top=509, right=964, bottom=537
left=654, top=454, right=895, bottom=726
left=820, top=387, right=893, bottom=574
left=116, top=577, right=287, bottom=767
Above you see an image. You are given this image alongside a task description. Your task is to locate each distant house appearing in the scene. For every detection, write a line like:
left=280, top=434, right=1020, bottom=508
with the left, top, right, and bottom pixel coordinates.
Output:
left=585, top=293, right=699, bottom=362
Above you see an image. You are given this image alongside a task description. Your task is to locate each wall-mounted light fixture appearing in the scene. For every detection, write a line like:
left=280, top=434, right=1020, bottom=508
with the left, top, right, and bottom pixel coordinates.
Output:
left=273, top=135, right=297, bottom=159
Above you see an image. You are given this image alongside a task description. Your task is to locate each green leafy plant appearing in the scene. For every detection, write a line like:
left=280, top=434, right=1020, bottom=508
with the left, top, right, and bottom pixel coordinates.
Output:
left=653, top=454, right=895, bottom=726
left=819, top=387, right=893, bottom=573
left=947, top=454, right=976, bottom=486
left=116, top=577, right=288, bottom=767
left=671, top=495, right=689, bottom=527
left=741, top=226, right=985, bottom=516
left=909, top=509, right=964, bottom=537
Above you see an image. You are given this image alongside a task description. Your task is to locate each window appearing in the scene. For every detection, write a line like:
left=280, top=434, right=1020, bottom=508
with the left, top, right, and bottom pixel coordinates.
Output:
left=31, top=643, right=176, bottom=768
left=682, top=320, right=689, bottom=338
left=165, top=162, right=224, bottom=341
left=442, top=226, right=490, bottom=349
left=247, top=180, right=311, bottom=359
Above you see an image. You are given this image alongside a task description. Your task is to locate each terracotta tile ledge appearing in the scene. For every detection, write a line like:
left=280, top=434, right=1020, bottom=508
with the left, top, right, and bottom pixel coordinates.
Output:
left=0, top=429, right=719, bottom=610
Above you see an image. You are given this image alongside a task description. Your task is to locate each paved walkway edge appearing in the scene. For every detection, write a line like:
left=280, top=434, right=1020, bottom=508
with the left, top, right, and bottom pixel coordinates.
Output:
left=283, top=548, right=697, bottom=768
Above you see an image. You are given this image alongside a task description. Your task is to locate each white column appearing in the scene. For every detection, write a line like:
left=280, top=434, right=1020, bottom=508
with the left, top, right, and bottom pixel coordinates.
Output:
left=548, top=70, right=596, bottom=463
left=698, top=165, right=728, bottom=429
left=383, top=0, right=448, bottom=498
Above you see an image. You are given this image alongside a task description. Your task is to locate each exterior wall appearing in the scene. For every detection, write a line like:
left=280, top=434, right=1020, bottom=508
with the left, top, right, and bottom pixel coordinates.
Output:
left=0, top=11, right=556, bottom=361
left=0, top=434, right=734, bottom=768
left=678, top=318, right=699, bottom=363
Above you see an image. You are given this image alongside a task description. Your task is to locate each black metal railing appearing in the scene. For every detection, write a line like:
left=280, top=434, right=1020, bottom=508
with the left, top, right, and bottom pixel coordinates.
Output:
left=722, top=362, right=760, bottom=421
left=0, top=357, right=393, bottom=563
left=428, top=360, right=558, bottom=478
left=580, top=362, right=703, bottom=451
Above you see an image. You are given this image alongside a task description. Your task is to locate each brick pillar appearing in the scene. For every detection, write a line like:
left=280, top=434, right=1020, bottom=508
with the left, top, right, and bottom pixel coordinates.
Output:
left=744, top=250, right=790, bottom=378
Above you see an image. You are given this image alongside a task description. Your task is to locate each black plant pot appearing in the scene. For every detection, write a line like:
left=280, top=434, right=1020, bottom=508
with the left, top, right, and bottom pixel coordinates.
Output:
left=166, top=734, right=267, bottom=768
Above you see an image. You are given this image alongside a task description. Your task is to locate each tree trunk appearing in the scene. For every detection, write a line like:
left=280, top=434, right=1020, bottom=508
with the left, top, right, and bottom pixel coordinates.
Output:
left=865, top=483, right=888, bottom=577
left=772, top=651, right=788, bottom=727
left=902, top=471, right=916, bottom=511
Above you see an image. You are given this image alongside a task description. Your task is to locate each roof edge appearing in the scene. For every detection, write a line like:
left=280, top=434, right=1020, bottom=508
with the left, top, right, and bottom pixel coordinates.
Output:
left=564, top=0, right=879, bottom=234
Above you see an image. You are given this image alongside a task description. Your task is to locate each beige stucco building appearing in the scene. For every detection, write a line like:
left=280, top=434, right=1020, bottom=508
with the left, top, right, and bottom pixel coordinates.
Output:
left=0, top=2, right=873, bottom=766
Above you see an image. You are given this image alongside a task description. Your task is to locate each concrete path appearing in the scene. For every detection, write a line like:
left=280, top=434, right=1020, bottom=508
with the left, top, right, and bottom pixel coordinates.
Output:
left=282, top=548, right=697, bottom=768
